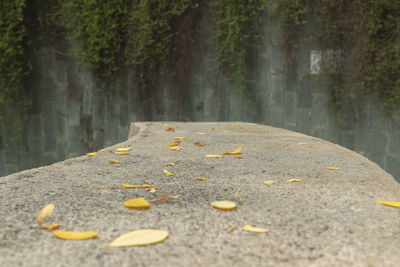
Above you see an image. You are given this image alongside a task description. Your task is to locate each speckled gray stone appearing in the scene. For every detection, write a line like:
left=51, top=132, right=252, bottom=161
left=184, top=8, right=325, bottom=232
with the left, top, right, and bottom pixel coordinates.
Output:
left=0, top=122, right=399, bottom=267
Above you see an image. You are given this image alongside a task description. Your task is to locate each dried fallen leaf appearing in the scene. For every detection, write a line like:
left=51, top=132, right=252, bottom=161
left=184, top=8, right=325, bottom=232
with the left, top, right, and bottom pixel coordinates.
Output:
left=223, top=130, right=231, bottom=132
left=211, top=201, right=237, bottom=211
left=378, top=200, right=400, bottom=208
left=234, top=155, right=243, bottom=159
left=223, top=147, right=242, bottom=155
left=326, top=167, right=339, bottom=170
left=166, top=127, right=175, bottom=132
left=242, top=225, right=269, bottom=233
left=147, top=188, right=156, bottom=193
left=288, top=179, right=302, bottom=183
left=117, top=147, right=132, bottom=152
left=124, top=197, right=150, bottom=210
left=196, top=132, right=205, bottom=135
left=236, top=188, right=243, bottom=202
left=170, top=146, right=182, bottom=151
left=236, top=129, right=245, bottom=132
left=167, top=141, right=180, bottom=146
left=297, top=143, right=307, bottom=145
left=42, top=224, right=60, bottom=231
left=37, top=204, right=60, bottom=231
left=53, top=230, right=98, bottom=240
left=264, top=180, right=274, bottom=185
left=150, top=194, right=179, bottom=203
left=114, top=152, right=130, bottom=155
left=281, top=138, right=293, bottom=141
left=194, top=177, right=208, bottom=181
left=162, top=162, right=176, bottom=167
left=231, top=123, right=240, bottom=126
left=194, top=141, right=206, bottom=146
left=212, top=128, right=217, bottom=132
left=122, top=184, right=154, bottom=189
left=109, top=159, right=119, bottom=164
left=174, top=137, right=185, bottom=140
left=86, top=152, right=96, bottom=157
left=206, top=154, right=222, bottom=158
left=226, top=224, right=237, bottom=233
left=106, top=229, right=168, bottom=247
left=163, top=169, right=174, bottom=176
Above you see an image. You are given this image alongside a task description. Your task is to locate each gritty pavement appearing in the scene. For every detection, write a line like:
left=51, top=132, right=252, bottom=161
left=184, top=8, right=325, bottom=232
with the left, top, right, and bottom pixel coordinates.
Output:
left=0, top=122, right=400, bottom=267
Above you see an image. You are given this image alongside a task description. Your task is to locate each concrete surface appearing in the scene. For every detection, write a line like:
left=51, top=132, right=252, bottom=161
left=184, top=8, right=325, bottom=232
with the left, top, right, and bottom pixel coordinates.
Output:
left=0, top=122, right=399, bottom=267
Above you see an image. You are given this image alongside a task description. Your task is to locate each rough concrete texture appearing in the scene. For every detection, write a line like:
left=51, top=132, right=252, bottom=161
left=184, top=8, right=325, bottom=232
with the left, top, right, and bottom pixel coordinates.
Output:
left=0, top=122, right=399, bottom=266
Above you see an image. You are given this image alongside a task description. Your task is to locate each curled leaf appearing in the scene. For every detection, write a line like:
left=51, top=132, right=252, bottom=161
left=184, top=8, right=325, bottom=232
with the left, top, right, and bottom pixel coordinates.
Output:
left=168, top=141, right=180, bottom=146
left=109, top=159, right=119, bottom=164
left=53, top=230, right=98, bottom=240
left=117, top=147, right=132, bottom=152
left=106, top=229, right=168, bottom=247
left=166, top=127, right=175, bottom=132
left=163, top=169, right=174, bottom=176
left=170, top=146, right=182, bottom=151
left=124, top=197, right=150, bottom=210
left=378, top=200, right=400, bottom=208
left=86, top=153, right=96, bottom=157
left=114, top=152, right=130, bottom=155
left=236, top=188, right=243, bottom=202
left=147, top=188, right=156, bottom=193
left=194, top=141, right=206, bottom=146
left=226, top=224, right=237, bottom=233
left=211, top=201, right=237, bottom=211
left=42, top=223, right=60, bottom=231
left=122, top=184, right=154, bottom=189
left=196, top=132, right=205, bottom=135
left=37, top=204, right=60, bottom=231
left=242, top=225, right=269, bottom=233
left=264, top=180, right=274, bottom=185
left=223, top=147, right=242, bottom=155
left=288, top=179, right=302, bottom=183
left=326, top=167, right=339, bottom=170
left=194, top=177, right=208, bottom=181
left=234, top=155, right=243, bottom=159
left=206, top=154, right=222, bottom=158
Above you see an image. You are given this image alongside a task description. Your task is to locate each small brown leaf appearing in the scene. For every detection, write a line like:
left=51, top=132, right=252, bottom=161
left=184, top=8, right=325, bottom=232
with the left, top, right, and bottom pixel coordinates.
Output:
left=194, top=141, right=206, bottom=146
left=194, top=177, right=208, bottom=181
left=166, top=127, right=175, bottom=132
left=109, top=159, right=119, bottom=164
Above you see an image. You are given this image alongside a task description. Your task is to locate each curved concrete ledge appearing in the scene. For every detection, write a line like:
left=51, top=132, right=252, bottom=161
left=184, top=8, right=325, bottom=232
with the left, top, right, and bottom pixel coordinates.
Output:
left=1, top=122, right=399, bottom=266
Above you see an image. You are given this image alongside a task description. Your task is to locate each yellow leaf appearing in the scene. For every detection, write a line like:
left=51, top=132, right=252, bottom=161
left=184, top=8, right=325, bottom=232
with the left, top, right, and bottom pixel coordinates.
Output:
left=168, top=195, right=180, bottom=199
left=42, top=223, right=60, bottom=231
left=288, top=179, right=302, bottom=183
left=281, top=138, right=293, bottom=141
left=167, top=141, right=180, bottom=146
left=170, top=146, right=182, bottom=151
left=264, top=180, right=274, bottom=185
left=211, top=201, right=237, bottom=211
left=174, top=137, right=185, bottom=140
left=166, top=127, right=175, bottom=132
left=326, top=167, right=339, bottom=170
left=147, top=188, right=156, bottom=193
left=226, top=224, right=237, bottom=233
left=194, top=177, right=208, bottom=181
left=237, top=129, right=245, bottom=132
left=206, top=154, right=222, bottom=158
left=185, top=137, right=193, bottom=141
left=124, top=197, right=150, bottom=210
left=162, top=162, right=176, bottom=167
left=106, top=229, right=168, bottom=247
left=223, top=130, right=231, bottom=132
left=212, top=128, right=217, bottom=132
left=196, top=132, right=205, bottom=135
left=163, top=169, right=174, bottom=176
left=234, top=155, right=243, bottom=159
left=53, top=230, right=98, bottom=240
left=242, top=225, right=269, bottom=233
left=38, top=203, right=55, bottom=219
left=236, top=188, right=243, bottom=202
left=86, top=152, right=96, bottom=157
left=223, top=147, right=242, bottom=155
left=114, top=152, right=130, bottom=155
left=117, top=147, right=132, bottom=152
left=194, top=141, right=206, bottom=146
left=109, top=159, right=119, bottom=164
left=231, top=123, right=240, bottom=126
left=378, top=200, right=400, bottom=208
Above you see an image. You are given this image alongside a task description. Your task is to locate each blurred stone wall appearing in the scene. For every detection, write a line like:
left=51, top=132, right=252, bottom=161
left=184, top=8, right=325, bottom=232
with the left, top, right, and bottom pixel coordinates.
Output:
left=1, top=6, right=399, bottom=182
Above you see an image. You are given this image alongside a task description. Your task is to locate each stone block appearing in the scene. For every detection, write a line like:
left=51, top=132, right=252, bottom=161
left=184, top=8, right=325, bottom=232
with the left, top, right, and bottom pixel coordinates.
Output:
left=283, top=91, right=297, bottom=131
left=296, top=108, right=311, bottom=135
left=56, top=141, right=67, bottom=162
left=68, top=101, right=81, bottom=127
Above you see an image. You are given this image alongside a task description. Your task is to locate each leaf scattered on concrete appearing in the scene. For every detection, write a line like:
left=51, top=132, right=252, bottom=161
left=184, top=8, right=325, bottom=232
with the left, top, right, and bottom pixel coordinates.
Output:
left=206, top=154, right=222, bottom=158
left=166, top=127, right=175, bottom=132
left=168, top=141, right=180, bottom=146
left=264, top=180, right=274, bottom=185
left=106, top=229, right=168, bottom=247
left=53, top=230, right=98, bottom=240
left=236, top=188, right=243, bottom=202
left=150, top=194, right=179, bottom=203
left=122, top=184, right=155, bottom=189
left=86, top=153, right=96, bottom=157
left=211, top=201, right=237, bottom=211
left=194, top=141, right=206, bottom=146
left=326, top=167, right=339, bottom=170
left=223, top=147, right=242, bottom=155
left=231, top=123, right=240, bottom=126
left=226, top=224, right=238, bottom=233
left=163, top=169, right=174, bottom=176
left=242, top=225, right=269, bottom=233
left=297, top=143, right=307, bottom=145
left=170, top=146, right=182, bottom=151
left=117, top=147, right=132, bottom=152
left=124, top=197, right=150, bottom=210
left=109, top=159, right=119, bottom=164
left=114, top=152, right=130, bottom=155
left=163, top=162, right=176, bottom=167
left=378, top=200, right=400, bottom=208
left=37, top=204, right=60, bottom=231
left=236, top=129, right=245, bottom=132
left=212, top=128, right=217, bottom=132
left=234, top=155, right=243, bottom=159
left=281, top=138, right=293, bottom=141
left=194, top=177, right=208, bottom=181
left=288, top=179, right=302, bottom=183
left=196, top=132, right=205, bottom=135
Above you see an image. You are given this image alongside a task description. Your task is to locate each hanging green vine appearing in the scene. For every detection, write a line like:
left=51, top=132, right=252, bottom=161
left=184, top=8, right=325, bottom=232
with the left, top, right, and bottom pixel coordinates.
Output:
left=0, top=0, right=31, bottom=145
